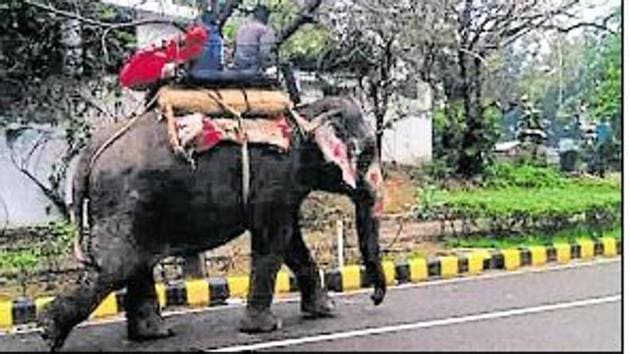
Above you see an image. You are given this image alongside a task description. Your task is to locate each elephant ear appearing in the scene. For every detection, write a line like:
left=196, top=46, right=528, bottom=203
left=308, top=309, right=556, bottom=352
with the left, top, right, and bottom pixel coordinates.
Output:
left=312, top=122, right=358, bottom=189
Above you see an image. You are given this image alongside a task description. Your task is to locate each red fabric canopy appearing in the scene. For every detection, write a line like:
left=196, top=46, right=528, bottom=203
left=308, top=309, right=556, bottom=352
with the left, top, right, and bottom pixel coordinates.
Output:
left=119, top=24, right=208, bottom=89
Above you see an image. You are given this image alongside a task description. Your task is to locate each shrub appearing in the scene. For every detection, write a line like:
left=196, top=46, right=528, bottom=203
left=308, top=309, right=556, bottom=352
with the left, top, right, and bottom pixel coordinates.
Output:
left=415, top=163, right=621, bottom=238
left=483, top=162, right=566, bottom=188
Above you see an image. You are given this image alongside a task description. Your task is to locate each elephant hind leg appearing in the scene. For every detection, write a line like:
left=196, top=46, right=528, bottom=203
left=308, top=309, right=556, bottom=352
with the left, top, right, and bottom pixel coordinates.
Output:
left=37, top=217, right=139, bottom=351
left=125, top=265, right=174, bottom=341
left=38, top=266, right=122, bottom=351
left=239, top=220, right=293, bottom=334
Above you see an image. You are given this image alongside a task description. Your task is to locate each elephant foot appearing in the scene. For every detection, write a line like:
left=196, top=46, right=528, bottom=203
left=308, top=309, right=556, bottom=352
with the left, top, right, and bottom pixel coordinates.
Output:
left=37, top=311, right=68, bottom=352
left=301, top=290, right=336, bottom=319
left=239, top=308, right=282, bottom=334
left=127, top=312, right=174, bottom=341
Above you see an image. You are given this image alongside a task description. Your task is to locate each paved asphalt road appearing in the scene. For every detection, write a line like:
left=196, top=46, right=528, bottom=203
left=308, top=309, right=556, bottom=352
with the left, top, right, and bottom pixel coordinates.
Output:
left=0, top=259, right=621, bottom=352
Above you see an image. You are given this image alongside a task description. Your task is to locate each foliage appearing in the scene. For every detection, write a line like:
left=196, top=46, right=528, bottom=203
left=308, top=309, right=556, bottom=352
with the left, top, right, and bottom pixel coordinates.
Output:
left=0, top=0, right=135, bottom=81
left=221, top=0, right=331, bottom=63
left=581, top=18, right=621, bottom=125
left=498, top=6, right=621, bottom=171
left=0, top=248, right=41, bottom=273
left=0, top=1, right=139, bottom=215
left=414, top=163, right=621, bottom=238
left=417, top=159, right=455, bottom=184
left=0, top=221, right=75, bottom=274
left=41, top=220, right=75, bottom=263
left=413, top=184, right=440, bottom=220
left=432, top=101, right=501, bottom=177
left=483, top=162, right=567, bottom=189
left=433, top=183, right=619, bottom=220
left=445, top=224, right=621, bottom=250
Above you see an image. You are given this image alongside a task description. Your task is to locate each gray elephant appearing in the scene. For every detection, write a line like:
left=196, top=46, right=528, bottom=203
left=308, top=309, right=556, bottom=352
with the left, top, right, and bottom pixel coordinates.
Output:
left=37, top=96, right=386, bottom=351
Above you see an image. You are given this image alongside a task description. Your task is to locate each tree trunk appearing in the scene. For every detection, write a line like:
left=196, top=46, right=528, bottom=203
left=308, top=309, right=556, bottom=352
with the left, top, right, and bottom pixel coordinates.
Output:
left=457, top=56, right=485, bottom=176
left=370, top=81, right=384, bottom=160
left=376, top=111, right=384, bottom=161
left=280, top=63, right=301, bottom=104
left=61, top=18, right=83, bottom=76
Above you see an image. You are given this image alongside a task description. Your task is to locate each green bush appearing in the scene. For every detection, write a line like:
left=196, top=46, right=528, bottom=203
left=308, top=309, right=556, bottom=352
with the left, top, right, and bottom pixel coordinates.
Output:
left=436, top=183, right=619, bottom=220
left=0, top=220, right=75, bottom=274
left=415, top=163, right=621, bottom=237
left=0, top=248, right=41, bottom=273
left=483, top=162, right=567, bottom=188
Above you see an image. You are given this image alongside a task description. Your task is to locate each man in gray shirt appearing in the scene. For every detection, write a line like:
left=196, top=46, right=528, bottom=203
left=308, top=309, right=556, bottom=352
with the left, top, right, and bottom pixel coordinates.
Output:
left=233, top=5, right=276, bottom=72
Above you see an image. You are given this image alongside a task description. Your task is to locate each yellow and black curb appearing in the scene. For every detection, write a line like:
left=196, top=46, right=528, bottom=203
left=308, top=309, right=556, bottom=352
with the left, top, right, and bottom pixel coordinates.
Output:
left=0, top=237, right=621, bottom=331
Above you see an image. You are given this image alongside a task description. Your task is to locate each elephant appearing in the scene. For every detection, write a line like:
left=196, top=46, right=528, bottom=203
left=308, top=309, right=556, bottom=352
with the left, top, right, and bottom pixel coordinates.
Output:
left=37, top=95, right=386, bottom=351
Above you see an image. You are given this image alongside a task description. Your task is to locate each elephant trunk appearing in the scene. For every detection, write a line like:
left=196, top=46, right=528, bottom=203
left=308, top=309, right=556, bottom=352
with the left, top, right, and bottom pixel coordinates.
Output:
left=353, top=160, right=386, bottom=305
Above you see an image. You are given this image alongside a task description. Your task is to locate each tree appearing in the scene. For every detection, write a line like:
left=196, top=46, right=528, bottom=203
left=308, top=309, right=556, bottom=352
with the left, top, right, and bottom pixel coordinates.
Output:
left=499, top=4, right=621, bottom=172
left=316, top=0, right=452, bottom=159
left=1, top=0, right=140, bottom=216
left=316, top=0, right=614, bottom=176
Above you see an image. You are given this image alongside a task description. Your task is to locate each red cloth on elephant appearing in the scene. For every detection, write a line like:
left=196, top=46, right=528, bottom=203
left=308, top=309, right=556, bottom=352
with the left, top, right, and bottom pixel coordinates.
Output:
left=119, top=24, right=208, bottom=89
left=175, top=113, right=292, bottom=153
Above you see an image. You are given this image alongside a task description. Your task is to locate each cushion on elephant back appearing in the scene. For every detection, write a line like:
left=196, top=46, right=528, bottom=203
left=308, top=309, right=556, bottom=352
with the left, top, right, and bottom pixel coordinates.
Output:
left=157, top=86, right=293, bottom=117
left=176, top=112, right=292, bottom=153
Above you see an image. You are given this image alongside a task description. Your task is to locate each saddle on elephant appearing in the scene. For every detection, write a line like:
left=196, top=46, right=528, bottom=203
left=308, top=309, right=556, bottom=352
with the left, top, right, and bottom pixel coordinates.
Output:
left=156, top=86, right=297, bottom=154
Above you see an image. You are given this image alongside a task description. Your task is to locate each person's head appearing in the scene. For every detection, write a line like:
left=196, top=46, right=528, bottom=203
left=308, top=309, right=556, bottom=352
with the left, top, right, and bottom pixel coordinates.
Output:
left=252, top=4, right=270, bottom=24
left=201, top=9, right=217, bottom=26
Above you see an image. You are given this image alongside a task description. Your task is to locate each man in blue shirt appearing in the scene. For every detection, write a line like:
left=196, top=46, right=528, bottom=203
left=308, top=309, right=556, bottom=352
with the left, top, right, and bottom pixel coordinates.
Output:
left=190, top=5, right=225, bottom=75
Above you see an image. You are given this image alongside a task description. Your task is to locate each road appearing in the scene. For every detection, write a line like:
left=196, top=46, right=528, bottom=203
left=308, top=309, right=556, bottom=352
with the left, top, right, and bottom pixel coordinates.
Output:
left=0, top=259, right=621, bottom=352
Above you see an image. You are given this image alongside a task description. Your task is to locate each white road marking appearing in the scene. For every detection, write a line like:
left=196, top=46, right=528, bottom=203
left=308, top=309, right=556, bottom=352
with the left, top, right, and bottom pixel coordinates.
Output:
left=0, top=258, right=620, bottom=336
left=207, top=294, right=622, bottom=352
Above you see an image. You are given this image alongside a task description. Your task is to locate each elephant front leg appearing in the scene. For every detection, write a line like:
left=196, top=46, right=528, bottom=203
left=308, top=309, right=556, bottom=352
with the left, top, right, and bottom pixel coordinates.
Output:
left=284, top=220, right=335, bottom=318
left=125, top=265, right=174, bottom=341
left=239, top=224, right=292, bottom=333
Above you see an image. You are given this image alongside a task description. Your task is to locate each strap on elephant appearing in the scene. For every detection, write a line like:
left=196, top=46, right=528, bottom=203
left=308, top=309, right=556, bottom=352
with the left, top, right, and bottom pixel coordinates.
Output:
left=88, top=93, right=160, bottom=173
left=202, top=89, right=251, bottom=207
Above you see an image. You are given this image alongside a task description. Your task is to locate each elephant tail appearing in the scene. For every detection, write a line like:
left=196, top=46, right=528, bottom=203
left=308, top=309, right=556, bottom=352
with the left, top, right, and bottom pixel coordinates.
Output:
left=71, top=151, right=91, bottom=264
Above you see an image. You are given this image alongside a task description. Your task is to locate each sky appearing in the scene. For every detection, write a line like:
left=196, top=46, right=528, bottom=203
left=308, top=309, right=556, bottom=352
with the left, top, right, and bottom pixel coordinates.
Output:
left=577, top=0, right=619, bottom=23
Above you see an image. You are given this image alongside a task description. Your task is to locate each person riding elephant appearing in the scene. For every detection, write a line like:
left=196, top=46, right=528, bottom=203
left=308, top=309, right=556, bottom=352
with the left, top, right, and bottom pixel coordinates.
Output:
left=36, top=96, right=387, bottom=351
left=189, top=6, right=225, bottom=74
left=232, top=5, right=276, bottom=72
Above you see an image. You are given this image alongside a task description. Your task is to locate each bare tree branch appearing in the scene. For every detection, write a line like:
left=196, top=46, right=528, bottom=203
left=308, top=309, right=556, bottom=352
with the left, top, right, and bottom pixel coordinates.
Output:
left=76, top=90, right=116, bottom=122
left=271, top=0, right=323, bottom=53
left=7, top=132, right=68, bottom=216
left=218, top=0, right=243, bottom=30
left=542, top=12, right=618, bottom=35
left=24, top=0, right=188, bottom=64
left=0, top=194, right=8, bottom=234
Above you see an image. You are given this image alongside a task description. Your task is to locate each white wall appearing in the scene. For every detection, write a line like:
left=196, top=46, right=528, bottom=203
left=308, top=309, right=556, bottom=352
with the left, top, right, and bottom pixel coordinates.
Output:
left=0, top=128, right=68, bottom=227
left=101, top=0, right=199, bottom=48
left=136, top=22, right=187, bottom=48
left=381, top=116, right=432, bottom=165
left=381, top=81, right=433, bottom=165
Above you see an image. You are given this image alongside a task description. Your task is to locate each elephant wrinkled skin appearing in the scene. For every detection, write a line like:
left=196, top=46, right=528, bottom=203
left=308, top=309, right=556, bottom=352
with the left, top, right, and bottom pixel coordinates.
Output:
left=37, top=96, right=386, bottom=351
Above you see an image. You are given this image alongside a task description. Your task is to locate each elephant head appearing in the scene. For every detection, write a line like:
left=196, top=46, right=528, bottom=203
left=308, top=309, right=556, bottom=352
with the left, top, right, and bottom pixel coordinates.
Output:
left=295, top=96, right=386, bottom=305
